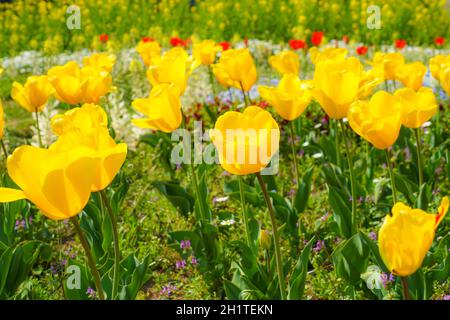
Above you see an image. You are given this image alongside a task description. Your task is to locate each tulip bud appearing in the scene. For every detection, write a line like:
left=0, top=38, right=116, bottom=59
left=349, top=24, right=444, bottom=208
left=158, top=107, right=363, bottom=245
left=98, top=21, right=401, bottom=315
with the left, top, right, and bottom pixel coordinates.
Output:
left=259, top=229, right=271, bottom=250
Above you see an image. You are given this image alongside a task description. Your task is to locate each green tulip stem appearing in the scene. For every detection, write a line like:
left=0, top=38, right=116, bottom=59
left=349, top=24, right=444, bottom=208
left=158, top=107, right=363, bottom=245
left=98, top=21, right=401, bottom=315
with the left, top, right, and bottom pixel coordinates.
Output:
left=239, top=82, right=250, bottom=107
left=339, top=120, right=357, bottom=235
left=100, top=189, right=120, bottom=300
left=333, top=120, right=341, bottom=168
left=181, top=114, right=207, bottom=223
left=34, top=111, right=43, bottom=148
left=256, top=172, right=286, bottom=300
left=238, top=176, right=252, bottom=250
left=401, top=277, right=411, bottom=300
left=1, top=140, right=8, bottom=159
left=70, top=217, right=105, bottom=300
left=384, top=149, right=398, bottom=206
left=414, top=128, right=424, bottom=187
left=288, top=121, right=300, bottom=191
left=205, top=66, right=217, bottom=123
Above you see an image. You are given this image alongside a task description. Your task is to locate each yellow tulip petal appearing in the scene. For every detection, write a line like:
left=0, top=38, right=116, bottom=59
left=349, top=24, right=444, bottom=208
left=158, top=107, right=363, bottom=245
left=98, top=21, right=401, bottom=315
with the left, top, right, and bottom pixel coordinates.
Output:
left=0, top=188, right=27, bottom=202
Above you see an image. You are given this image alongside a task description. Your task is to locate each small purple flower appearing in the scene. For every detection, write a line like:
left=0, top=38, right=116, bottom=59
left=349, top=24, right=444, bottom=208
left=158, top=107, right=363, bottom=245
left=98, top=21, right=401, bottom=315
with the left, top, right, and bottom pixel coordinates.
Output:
left=160, top=284, right=177, bottom=298
left=175, top=163, right=182, bottom=170
left=180, top=240, right=191, bottom=250
left=175, top=260, right=186, bottom=269
left=298, top=149, right=305, bottom=157
left=432, top=188, right=441, bottom=196
left=15, top=219, right=26, bottom=231
left=381, top=273, right=388, bottom=288
left=320, top=212, right=330, bottom=222
left=389, top=273, right=395, bottom=282
left=313, top=240, right=325, bottom=253
left=443, top=295, right=450, bottom=300
left=321, top=117, right=329, bottom=125
left=404, top=148, right=411, bottom=161
left=191, top=256, right=198, bottom=266
left=368, top=231, right=377, bottom=241
left=381, top=272, right=395, bottom=288
left=287, top=188, right=296, bottom=197
left=86, top=287, right=97, bottom=299
left=358, top=196, right=364, bottom=204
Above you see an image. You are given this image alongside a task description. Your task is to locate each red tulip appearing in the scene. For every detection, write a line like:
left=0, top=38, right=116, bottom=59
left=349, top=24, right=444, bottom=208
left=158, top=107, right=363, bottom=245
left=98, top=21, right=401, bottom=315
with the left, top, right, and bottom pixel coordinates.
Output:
left=142, top=37, right=154, bottom=43
left=170, top=37, right=187, bottom=47
left=99, top=34, right=109, bottom=43
left=289, top=39, right=306, bottom=50
left=219, top=41, right=231, bottom=51
left=311, top=31, right=324, bottom=46
left=395, top=39, right=407, bottom=49
left=435, top=37, right=445, bottom=46
left=342, top=35, right=349, bottom=44
left=356, top=46, right=368, bottom=55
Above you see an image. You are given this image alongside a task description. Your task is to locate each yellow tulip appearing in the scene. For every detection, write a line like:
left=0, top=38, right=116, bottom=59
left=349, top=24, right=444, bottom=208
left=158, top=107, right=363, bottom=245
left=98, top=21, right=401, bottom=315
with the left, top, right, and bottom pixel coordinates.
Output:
left=372, top=52, right=405, bottom=80
left=358, top=64, right=384, bottom=99
left=212, top=48, right=257, bottom=92
left=258, top=74, right=312, bottom=121
left=311, top=57, right=363, bottom=119
left=439, top=66, right=450, bottom=95
left=395, top=62, right=427, bottom=91
left=429, top=54, right=450, bottom=80
left=48, top=61, right=86, bottom=105
left=50, top=104, right=127, bottom=192
left=378, top=197, right=449, bottom=277
left=80, top=66, right=113, bottom=104
left=11, top=75, right=53, bottom=112
left=136, top=40, right=161, bottom=67
left=132, top=83, right=182, bottom=133
left=210, top=106, right=280, bottom=175
left=0, top=145, right=96, bottom=220
left=268, top=50, right=300, bottom=75
left=394, top=87, right=438, bottom=128
left=309, top=47, right=348, bottom=65
left=82, top=52, right=116, bottom=73
left=146, top=47, right=199, bottom=94
left=347, top=91, right=402, bottom=150
left=193, top=40, right=221, bottom=65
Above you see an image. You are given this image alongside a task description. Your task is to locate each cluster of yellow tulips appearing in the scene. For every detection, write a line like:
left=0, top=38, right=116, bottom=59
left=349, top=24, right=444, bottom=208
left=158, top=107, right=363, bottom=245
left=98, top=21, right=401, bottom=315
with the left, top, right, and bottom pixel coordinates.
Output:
left=0, top=36, right=448, bottom=300
left=0, top=52, right=126, bottom=300
left=131, top=38, right=448, bottom=298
